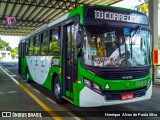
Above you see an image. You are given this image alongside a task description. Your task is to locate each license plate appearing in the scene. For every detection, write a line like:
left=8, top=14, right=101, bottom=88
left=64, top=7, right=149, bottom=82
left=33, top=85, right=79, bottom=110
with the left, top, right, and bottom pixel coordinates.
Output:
left=121, top=93, right=134, bottom=100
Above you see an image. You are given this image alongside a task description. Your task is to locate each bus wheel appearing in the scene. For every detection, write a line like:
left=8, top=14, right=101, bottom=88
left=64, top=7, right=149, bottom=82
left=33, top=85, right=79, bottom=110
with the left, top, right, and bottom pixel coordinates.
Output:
left=26, top=68, right=31, bottom=83
left=54, top=76, right=63, bottom=104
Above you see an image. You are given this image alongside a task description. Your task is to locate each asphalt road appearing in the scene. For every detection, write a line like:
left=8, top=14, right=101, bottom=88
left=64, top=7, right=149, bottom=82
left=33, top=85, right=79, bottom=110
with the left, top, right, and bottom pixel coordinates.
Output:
left=0, top=61, right=160, bottom=120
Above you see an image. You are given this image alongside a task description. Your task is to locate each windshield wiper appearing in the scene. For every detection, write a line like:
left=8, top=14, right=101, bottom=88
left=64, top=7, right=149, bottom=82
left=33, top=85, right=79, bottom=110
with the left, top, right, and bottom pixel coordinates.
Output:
left=130, top=25, right=141, bottom=59
left=131, top=25, right=141, bottom=43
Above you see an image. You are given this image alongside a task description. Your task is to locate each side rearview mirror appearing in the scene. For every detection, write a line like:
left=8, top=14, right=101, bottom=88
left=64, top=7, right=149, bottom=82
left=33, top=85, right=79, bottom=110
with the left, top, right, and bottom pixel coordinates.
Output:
left=76, top=31, right=84, bottom=48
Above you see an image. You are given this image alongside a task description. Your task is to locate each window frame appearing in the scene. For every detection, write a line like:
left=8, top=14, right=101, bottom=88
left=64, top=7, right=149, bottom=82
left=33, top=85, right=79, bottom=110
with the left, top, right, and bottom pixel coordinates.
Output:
left=34, top=35, right=41, bottom=56
left=49, top=26, right=61, bottom=56
left=28, top=38, right=34, bottom=56
left=25, top=39, right=29, bottom=55
left=41, top=30, right=49, bottom=55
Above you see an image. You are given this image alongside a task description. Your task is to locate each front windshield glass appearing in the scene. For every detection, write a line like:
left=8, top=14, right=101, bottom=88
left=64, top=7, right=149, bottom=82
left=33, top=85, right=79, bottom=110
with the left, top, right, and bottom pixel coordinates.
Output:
left=82, top=25, right=150, bottom=67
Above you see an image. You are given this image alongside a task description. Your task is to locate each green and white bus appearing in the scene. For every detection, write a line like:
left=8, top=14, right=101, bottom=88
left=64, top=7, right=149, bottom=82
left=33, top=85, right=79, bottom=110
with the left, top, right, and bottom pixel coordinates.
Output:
left=18, top=5, right=152, bottom=107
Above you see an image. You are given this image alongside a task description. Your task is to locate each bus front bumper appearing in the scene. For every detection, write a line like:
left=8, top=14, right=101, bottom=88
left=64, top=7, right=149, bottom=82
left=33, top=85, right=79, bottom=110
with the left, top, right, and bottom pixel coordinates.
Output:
left=79, top=82, right=152, bottom=107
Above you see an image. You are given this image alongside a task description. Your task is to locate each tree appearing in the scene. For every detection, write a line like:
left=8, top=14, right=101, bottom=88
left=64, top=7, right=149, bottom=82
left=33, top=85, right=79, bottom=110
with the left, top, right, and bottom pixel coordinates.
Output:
left=138, top=4, right=148, bottom=14
left=10, top=47, right=18, bottom=58
left=0, top=37, right=19, bottom=59
left=15, top=47, right=18, bottom=52
left=50, top=41, right=60, bottom=55
left=11, top=51, right=17, bottom=58
left=158, top=35, right=160, bottom=40
left=0, top=37, right=10, bottom=50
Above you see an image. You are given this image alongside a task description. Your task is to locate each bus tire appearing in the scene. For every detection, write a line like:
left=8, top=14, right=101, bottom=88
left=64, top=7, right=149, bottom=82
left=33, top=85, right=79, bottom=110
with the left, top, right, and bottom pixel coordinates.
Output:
left=54, top=76, right=64, bottom=104
left=26, top=68, right=31, bottom=83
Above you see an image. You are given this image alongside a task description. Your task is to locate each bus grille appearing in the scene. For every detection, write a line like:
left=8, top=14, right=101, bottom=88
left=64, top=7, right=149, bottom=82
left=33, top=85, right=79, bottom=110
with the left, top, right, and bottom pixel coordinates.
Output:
left=97, top=67, right=150, bottom=80
left=104, top=87, right=147, bottom=100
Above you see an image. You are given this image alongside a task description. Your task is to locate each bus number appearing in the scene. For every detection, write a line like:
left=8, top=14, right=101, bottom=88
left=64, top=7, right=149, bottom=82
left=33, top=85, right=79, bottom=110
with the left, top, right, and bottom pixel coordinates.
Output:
left=136, top=81, right=147, bottom=87
left=95, top=10, right=103, bottom=19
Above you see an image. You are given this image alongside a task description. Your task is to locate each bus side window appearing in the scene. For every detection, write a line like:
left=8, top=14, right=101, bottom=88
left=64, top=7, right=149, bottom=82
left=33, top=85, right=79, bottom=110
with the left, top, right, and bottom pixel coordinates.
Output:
left=26, top=39, right=29, bottom=55
left=29, top=38, right=34, bottom=55
left=34, top=35, right=40, bottom=55
left=20, top=43, right=23, bottom=58
left=22, top=43, right=26, bottom=57
left=19, top=43, right=22, bottom=58
left=49, top=26, right=60, bottom=56
left=19, top=42, right=25, bottom=58
left=41, top=31, right=49, bottom=55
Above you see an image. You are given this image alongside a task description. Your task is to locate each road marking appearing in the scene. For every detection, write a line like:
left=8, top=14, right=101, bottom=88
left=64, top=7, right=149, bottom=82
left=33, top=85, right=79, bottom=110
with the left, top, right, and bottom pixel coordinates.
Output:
left=62, top=96, right=73, bottom=104
left=7, top=91, right=17, bottom=94
left=0, top=66, right=62, bottom=120
left=61, top=105, right=84, bottom=120
left=33, top=88, right=41, bottom=94
left=26, top=83, right=31, bottom=87
left=0, top=65, right=84, bottom=120
left=0, top=92, right=4, bottom=95
left=11, top=75, right=17, bottom=76
left=46, top=97, right=56, bottom=104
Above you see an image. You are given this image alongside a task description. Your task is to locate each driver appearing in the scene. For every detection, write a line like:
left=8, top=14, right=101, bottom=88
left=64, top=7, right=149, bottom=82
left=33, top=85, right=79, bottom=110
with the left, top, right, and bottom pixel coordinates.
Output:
left=97, top=42, right=105, bottom=57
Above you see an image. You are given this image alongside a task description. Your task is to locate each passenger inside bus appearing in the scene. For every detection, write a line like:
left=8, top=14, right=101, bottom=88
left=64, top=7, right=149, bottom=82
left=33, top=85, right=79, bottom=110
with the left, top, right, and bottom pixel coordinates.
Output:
left=87, top=33, right=106, bottom=57
left=85, top=26, right=134, bottom=67
left=97, top=42, right=105, bottom=57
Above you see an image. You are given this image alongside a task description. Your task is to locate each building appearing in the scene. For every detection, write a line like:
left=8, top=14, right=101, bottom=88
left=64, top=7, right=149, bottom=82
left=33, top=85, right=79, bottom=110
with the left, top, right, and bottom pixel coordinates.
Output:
left=0, top=50, right=12, bottom=62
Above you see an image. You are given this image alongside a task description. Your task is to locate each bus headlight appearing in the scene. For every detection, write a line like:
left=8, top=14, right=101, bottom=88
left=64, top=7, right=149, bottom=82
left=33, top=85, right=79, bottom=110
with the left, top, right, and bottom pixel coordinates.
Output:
left=83, top=77, right=102, bottom=94
left=83, top=79, right=91, bottom=88
left=93, top=83, right=101, bottom=94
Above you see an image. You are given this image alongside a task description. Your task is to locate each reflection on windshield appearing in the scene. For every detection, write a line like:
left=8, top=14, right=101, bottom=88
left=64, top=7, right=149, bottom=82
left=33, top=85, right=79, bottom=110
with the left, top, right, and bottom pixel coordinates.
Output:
left=82, top=25, right=150, bottom=67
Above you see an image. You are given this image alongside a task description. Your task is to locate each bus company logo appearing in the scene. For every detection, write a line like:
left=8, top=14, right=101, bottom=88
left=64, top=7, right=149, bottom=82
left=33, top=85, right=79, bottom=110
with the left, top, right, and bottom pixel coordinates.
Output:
left=122, top=76, right=132, bottom=79
left=125, top=83, right=130, bottom=88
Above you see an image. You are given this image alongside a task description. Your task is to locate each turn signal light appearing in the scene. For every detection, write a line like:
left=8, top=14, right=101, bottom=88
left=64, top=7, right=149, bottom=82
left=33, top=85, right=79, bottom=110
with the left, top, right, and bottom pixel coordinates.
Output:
left=153, top=49, right=158, bottom=65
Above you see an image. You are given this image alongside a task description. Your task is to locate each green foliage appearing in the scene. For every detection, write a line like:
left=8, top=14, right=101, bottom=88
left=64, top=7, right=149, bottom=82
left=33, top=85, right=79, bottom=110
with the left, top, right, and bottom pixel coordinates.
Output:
left=34, top=46, right=40, bottom=55
left=42, top=44, right=48, bottom=55
left=50, top=41, right=60, bottom=55
left=0, top=37, right=19, bottom=58
left=11, top=52, right=17, bottom=58
left=10, top=47, right=18, bottom=58
left=0, top=37, right=10, bottom=50
left=11, top=48, right=16, bottom=52
left=15, top=47, right=18, bottom=51
left=158, top=35, right=160, bottom=40
left=29, top=46, right=33, bottom=55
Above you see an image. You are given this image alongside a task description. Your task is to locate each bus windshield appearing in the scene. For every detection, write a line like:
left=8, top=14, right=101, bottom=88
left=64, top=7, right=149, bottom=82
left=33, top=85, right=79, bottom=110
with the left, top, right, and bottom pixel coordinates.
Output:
left=82, top=25, right=150, bottom=67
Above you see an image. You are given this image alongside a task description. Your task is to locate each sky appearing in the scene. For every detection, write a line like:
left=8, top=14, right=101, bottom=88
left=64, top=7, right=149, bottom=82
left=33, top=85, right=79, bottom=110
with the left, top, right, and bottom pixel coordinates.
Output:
left=113, top=0, right=160, bottom=35
left=112, top=0, right=144, bottom=8
left=0, top=0, right=159, bottom=48
left=0, top=36, right=22, bottom=48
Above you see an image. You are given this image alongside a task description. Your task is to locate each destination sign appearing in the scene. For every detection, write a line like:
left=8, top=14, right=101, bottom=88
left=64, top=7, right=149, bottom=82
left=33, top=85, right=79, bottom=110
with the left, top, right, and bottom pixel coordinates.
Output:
left=85, top=7, right=148, bottom=25
left=95, top=10, right=139, bottom=23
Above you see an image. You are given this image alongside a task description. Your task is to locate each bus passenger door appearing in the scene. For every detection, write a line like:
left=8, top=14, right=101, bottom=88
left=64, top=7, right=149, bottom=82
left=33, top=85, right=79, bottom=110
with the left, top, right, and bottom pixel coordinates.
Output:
left=18, top=43, right=25, bottom=75
left=62, top=22, right=78, bottom=99
left=18, top=44, right=22, bottom=74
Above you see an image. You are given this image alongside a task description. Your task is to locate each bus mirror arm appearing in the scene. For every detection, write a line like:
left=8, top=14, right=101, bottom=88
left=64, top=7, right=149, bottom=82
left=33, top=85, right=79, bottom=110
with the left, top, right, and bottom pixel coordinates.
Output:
left=76, top=30, right=84, bottom=57
left=77, top=48, right=84, bottom=57
left=76, top=31, right=84, bottom=48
